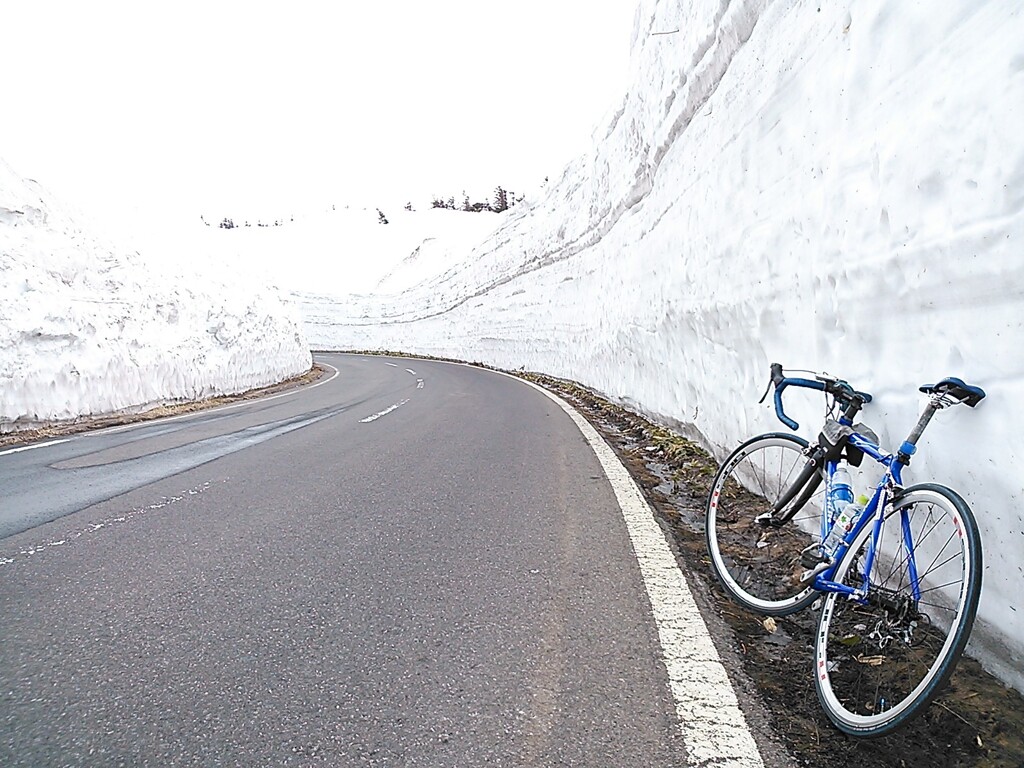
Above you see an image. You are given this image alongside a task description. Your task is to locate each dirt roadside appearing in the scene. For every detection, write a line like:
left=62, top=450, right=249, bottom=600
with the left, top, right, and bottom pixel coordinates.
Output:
left=517, top=370, right=1024, bottom=768
left=0, top=364, right=326, bottom=450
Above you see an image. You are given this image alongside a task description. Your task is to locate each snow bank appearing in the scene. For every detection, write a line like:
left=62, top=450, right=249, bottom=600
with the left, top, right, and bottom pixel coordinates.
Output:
left=301, top=1, right=1024, bottom=689
left=0, top=159, right=311, bottom=431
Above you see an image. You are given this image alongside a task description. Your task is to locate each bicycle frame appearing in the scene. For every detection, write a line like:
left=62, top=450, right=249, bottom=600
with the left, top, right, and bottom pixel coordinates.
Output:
left=722, top=363, right=988, bottom=735
left=813, top=428, right=912, bottom=601
left=765, top=364, right=984, bottom=611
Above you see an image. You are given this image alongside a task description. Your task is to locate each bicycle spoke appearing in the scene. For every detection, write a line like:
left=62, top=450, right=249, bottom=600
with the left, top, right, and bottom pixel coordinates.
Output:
left=918, top=579, right=968, bottom=599
left=815, top=486, right=981, bottom=735
left=919, top=533, right=960, bottom=579
left=878, top=539, right=910, bottom=587
left=705, top=434, right=822, bottom=615
left=912, top=507, right=945, bottom=552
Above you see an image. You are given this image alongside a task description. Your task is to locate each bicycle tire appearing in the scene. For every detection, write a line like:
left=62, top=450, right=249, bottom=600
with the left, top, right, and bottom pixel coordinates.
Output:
left=813, top=483, right=982, bottom=737
left=705, top=432, right=824, bottom=616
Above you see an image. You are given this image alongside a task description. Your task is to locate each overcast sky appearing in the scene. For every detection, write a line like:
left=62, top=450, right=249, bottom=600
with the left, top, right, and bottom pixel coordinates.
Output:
left=0, top=1, right=636, bottom=225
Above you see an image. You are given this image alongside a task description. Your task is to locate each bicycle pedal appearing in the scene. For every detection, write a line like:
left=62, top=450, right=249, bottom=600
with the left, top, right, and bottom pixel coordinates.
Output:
left=800, top=549, right=827, bottom=569
left=798, top=560, right=831, bottom=586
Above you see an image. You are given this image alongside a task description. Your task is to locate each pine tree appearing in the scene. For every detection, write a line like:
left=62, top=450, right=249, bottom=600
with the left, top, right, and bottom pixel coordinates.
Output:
left=493, top=186, right=508, bottom=213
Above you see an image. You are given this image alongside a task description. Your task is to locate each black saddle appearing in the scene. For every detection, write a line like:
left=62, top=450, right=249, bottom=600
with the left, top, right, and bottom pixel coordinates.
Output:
left=919, top=377, right=986, bottom=407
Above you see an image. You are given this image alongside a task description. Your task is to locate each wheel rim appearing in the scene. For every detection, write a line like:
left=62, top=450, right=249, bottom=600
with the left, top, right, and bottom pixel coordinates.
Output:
left=707, top=435, right=823, bottom=614
left=815, top=488, right=976, bottom=732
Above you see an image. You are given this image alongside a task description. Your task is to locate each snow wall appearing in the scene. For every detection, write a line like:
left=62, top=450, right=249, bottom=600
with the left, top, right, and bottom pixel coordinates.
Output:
left=302, top=0, right=1024, bottom=691
left=0, top=159, right=312, bottom=430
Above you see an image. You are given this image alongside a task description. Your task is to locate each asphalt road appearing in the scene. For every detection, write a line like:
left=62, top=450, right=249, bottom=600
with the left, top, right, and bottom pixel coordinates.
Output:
left=0, top=353, right=700, bottom=766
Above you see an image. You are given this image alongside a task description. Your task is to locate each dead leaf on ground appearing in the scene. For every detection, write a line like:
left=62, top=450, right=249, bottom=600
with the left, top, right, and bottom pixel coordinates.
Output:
left=855, top=654, right=886, bottom=666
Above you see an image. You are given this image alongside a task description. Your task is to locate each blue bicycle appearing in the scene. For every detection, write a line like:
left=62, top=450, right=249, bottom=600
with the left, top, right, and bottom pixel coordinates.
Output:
left=705, top=363, right=985, bottom=736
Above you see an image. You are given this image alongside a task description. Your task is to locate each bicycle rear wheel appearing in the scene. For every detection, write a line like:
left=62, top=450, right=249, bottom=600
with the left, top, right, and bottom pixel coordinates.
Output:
left=814, top=483, right=982, bottom=737
left=705, top=433, right=824, bottom=616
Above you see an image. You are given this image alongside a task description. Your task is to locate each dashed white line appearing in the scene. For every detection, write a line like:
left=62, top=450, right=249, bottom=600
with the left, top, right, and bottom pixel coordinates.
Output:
left=360, top=361, right=423, bottom=421
left=512, top=374, right=766, bottom=768
left=359, top=399, right=411, bottom=423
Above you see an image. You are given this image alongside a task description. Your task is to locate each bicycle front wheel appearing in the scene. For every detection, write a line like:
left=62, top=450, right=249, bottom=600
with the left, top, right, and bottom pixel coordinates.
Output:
left=814, top=483, right=983, bottom=737
left=705, top=433, right=824, bottom=616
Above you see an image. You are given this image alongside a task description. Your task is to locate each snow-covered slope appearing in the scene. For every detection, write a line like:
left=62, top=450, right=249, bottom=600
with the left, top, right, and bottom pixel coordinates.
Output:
left=160, top=206, right=504, bottom=298
left=0, top=159, right=311, bottom=431
left=301, top=0, right=1024, bottom=689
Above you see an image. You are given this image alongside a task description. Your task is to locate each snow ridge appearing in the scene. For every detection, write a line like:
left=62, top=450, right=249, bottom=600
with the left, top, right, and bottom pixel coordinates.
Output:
left=0, top=159, right=312, bottom=431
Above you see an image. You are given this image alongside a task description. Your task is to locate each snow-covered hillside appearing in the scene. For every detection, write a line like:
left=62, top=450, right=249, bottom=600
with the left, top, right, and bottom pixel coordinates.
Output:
left=301, top=0, right=1024, bottom=689
left=141, top=205, right=505, bottom=298
left=0, top=159, right=311, bottom=431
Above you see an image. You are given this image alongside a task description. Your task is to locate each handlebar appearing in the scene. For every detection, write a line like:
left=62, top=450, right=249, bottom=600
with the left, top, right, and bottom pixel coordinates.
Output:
left=767, top=363, right=873, bottom=430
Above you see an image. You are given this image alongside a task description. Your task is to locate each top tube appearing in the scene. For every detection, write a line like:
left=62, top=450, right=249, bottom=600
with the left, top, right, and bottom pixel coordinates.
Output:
left=847, top=431, right=887, bottom=464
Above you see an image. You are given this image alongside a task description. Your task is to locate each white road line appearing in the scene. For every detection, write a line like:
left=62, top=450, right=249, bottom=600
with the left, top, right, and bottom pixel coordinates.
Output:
left=514, top=375, right=765, bottom=768
left=0, top=438, right=71, bottom=457
left=359, top=399, right=411, bottom=424
left=354, top=361, right=422, bottom=419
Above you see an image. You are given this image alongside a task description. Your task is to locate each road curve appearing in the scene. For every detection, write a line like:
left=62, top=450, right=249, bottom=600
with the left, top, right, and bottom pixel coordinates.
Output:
left=0, top=353, right=772, bottom=767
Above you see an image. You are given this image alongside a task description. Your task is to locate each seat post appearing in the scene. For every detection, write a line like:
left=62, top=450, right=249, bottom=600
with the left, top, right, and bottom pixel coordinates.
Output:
left=898, top=400, right=940, bottom=465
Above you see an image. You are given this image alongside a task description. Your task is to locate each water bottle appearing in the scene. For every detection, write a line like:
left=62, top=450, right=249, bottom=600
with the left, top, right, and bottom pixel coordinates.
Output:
left=828, top=465, right=854, bottom=522
left=823, top=494, right=868, bottom=557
